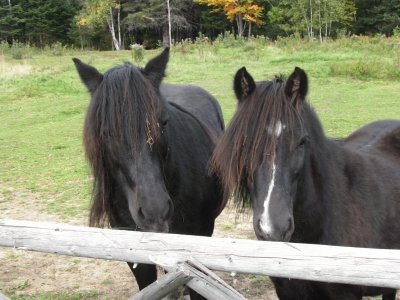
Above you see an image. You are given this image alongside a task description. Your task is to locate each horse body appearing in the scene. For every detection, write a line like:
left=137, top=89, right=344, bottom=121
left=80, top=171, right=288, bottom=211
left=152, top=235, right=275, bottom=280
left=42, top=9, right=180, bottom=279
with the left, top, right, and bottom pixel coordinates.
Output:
left=74, top=48, right=226, bottom=299
left=292, top=118, right=400, bottom=248
left=283, top=118, right=400, bottom=300
left=212, top=66, right=400, bottom=300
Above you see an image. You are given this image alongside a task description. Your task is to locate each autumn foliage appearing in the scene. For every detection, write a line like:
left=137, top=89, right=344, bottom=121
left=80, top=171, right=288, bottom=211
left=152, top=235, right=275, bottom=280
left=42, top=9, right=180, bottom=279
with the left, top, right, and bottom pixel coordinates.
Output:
left=195, top=0, right=264, bottom=37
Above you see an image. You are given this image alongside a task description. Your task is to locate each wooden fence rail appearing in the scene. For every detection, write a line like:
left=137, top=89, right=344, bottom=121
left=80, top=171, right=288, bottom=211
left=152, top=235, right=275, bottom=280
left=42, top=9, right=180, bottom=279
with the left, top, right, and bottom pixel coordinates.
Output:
left=1, top=219, right=400, bottom=289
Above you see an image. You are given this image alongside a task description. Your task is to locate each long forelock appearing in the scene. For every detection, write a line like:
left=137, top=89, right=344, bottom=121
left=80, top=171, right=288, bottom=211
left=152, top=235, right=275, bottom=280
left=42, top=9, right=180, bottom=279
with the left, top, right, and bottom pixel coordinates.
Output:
left=84, top=63, right=161, bottom=227
left=92, top=63, right=160, bottom=154
left=211, top=78, right=303, bottom=208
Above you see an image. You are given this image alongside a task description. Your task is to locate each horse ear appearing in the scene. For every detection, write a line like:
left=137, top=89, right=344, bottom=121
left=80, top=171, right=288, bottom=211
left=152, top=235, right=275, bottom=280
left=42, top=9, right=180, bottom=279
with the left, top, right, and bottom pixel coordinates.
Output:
left=73, top=58, right=103, bottom=94
left=285, top=67, right=308, bottom=103
left=234, top=67, right=256, bottom=103
left=143, top=47, right=169, bottom=87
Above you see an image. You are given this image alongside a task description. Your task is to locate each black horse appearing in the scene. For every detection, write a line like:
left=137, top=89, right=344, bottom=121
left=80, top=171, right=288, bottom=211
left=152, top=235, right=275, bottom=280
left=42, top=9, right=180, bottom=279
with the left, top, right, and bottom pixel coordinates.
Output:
left=73, top=48, right=227, bottom=299
left=211, top=66, right=400, bottom=300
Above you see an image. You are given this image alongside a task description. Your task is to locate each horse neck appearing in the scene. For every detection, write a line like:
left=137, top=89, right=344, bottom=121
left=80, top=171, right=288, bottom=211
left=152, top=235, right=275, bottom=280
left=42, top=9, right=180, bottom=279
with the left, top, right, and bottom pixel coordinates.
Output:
left=292, top=107, right=346, bottom=243
left=163, top=102, right=217, bottom=183
left=293, top=105, right=385, bottom=245
left=161, top=102, right=226, bottom=218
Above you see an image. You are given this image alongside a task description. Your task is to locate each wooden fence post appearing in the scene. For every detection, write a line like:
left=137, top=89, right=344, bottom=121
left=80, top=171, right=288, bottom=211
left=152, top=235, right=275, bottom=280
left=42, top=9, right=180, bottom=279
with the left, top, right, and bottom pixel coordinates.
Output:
left=171, top=260, right=246, bottom=300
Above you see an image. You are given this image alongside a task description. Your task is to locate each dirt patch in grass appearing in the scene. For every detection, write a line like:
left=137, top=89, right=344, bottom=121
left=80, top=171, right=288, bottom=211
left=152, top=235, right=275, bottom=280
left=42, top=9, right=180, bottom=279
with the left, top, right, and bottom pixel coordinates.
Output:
left=0, top=58, right=33, bottom=79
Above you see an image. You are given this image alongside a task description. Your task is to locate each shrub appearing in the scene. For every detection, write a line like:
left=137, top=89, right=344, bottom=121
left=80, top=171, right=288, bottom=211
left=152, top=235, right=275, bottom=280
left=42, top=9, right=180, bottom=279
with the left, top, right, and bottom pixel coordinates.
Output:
left=10, top=42, right=32, bottom=60
left=130, top=44, right=145, bottom=64
left=175, top=38, right=194, bottom=56
left=51, top=42, right=65, bottom=56
left=0, top=40, right=9, bottom=55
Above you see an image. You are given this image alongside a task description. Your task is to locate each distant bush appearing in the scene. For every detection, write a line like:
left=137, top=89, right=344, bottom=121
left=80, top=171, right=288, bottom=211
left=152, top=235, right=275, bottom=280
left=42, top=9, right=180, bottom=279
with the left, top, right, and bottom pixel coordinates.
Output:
left=214, top=31, right=244, bottom=48
left=9, top=42, right=33, bottom=60
left=50, top=42, right=66, bottom=56
left=0, top=40, right=9, bottom=55
left=329, top=59, right=400, bottom=80
left=394, top=26, right=400, bottom=38
left=175, top=38, right=194, bottom=56
left=130, top=44, right=145, bottom=64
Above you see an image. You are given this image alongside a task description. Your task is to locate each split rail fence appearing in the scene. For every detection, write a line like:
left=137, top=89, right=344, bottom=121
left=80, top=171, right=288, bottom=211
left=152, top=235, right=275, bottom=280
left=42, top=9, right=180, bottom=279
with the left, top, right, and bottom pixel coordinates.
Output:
left=1, top=219, right=400, bottom=299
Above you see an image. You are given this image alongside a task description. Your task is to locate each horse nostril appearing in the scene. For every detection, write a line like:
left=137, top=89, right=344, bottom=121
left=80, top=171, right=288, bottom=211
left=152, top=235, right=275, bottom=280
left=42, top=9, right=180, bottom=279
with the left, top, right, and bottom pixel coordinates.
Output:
left=257, top=219, right=263, bottom=233
left=282, top=218, right=294, bottom=241
left=287, top=218, right=293, bottom=232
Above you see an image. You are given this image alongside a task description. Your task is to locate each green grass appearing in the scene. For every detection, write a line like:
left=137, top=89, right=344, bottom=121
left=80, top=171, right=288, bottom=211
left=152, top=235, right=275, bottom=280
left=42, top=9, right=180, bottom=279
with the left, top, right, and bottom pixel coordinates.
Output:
left=1, top=35, right=400, bottom=300
left=1, top=36, right=399, bottom=221
left=7, top=290, right=99, bottom=300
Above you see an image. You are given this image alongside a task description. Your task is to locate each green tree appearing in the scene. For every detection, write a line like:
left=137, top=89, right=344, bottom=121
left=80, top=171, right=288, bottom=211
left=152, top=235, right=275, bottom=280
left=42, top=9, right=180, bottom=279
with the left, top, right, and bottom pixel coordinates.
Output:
left=122, top=0, right=193, bottom=47
left=0, top=0, right=24, bottom=43
left=194, top=2, right=231, bottom=39
left=78, top=0, right=123, bottom=50
left=268, top=0, right=355, bottom=41
left=354, top=0, right=400, bottom=35
left=0, top=0, right=80, bottom=46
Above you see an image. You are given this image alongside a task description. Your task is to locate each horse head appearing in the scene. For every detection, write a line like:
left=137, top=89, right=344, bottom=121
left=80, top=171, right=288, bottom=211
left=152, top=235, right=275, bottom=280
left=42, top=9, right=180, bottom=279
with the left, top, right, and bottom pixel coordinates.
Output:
left=74, top=48, right=174, bottom=233
left=213, top=66, right=310, bottom=242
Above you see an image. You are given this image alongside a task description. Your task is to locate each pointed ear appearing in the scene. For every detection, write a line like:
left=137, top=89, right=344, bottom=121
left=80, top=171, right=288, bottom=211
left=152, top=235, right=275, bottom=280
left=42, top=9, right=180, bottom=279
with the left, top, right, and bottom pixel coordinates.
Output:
left=143, top=47, right=169, bottom=87
left=73, top=58, right=103, bottom=94
left=233, top=67, right=256, bottom=103
left=285, top=67, right=308, bottom=103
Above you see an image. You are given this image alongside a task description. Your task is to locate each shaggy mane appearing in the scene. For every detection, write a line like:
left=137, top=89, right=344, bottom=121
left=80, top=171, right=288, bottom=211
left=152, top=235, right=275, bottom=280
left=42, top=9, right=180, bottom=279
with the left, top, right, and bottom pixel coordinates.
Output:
left=211, top=78, right=303, bottom=208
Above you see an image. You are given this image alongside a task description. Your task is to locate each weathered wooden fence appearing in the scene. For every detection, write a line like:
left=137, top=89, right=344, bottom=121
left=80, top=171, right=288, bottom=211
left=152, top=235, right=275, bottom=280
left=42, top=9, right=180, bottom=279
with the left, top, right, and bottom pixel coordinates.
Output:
left=1, top=219, right=400, bottom=299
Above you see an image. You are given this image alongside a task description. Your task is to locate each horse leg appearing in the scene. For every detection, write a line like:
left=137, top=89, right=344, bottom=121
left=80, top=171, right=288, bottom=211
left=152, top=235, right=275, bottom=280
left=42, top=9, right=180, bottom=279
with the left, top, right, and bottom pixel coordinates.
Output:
left=127, top=262, right=157, bottom=290
left=382, top=291, right=397, bottom=300
left=187, top=289, right=206, bottom=300
left=185, top=221, right=215, bottom=300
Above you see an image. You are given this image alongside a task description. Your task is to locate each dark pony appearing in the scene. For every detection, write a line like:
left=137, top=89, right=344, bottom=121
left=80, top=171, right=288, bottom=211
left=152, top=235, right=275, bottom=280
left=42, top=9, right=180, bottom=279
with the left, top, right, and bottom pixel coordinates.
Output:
left=212, top=66, right=400, bottom=300
left=74, top=48, right=227, bottom=299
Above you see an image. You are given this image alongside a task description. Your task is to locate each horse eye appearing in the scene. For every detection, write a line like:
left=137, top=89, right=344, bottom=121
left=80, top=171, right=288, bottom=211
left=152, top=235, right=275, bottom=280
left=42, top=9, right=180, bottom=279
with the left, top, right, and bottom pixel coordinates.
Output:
left=297, top=136, right=308, bottom=148
left=159, top=119, right=168, bottom=128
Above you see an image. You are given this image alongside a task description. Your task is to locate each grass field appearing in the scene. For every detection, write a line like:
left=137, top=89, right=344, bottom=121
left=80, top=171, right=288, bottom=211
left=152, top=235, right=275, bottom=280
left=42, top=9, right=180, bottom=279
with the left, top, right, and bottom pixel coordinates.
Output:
left=1, top=36, right=399, bottom=299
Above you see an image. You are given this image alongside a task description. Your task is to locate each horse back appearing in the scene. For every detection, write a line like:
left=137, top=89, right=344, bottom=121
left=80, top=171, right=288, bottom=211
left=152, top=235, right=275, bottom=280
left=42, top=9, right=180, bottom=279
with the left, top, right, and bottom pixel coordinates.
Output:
left=160, top=83, right=224, bottom=137
left=341, top=120, right=400, bottom=249
left=344, top=120, right=400, bottom=163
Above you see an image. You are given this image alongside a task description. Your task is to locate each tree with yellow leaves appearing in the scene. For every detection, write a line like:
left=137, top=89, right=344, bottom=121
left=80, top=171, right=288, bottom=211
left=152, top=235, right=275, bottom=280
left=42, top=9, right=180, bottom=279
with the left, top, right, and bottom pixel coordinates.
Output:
left=195, top=0, right=264, bottom=38
left=78, top=0, right=122, bottom=50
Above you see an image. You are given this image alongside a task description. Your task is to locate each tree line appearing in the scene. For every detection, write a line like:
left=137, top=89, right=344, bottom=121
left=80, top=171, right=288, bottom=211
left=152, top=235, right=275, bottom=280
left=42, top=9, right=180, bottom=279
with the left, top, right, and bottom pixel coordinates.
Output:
left=1, top=0, right=399, bottom=50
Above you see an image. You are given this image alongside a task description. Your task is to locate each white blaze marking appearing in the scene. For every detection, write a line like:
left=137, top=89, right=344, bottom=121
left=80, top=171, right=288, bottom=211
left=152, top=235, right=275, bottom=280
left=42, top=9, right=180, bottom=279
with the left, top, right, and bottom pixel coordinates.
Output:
left=259, top=161, right=276, bottom=233
left=267, top=120, right=284, bottom=137
left=275, top=121, right=283, bottom=136
left=259, top=120, right=284, bottom=234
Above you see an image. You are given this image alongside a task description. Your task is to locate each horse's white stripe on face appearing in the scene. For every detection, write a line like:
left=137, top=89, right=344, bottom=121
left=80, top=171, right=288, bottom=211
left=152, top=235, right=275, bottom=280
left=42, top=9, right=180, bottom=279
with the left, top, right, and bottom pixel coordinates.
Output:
left=259, top=161, right=276, bottom=233
left=267, top=120, right=285, bottom=137
left=259, top=120, right=285, bottom=234
left=275, top=121, right=283, bottom=137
